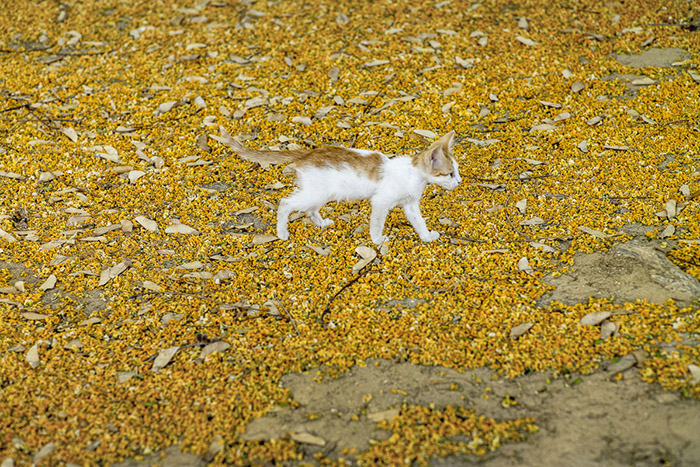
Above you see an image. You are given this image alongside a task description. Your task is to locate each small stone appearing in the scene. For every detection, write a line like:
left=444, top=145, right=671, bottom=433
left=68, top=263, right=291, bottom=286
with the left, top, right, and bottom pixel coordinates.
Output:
left=606, top=354, right=636, bottom=374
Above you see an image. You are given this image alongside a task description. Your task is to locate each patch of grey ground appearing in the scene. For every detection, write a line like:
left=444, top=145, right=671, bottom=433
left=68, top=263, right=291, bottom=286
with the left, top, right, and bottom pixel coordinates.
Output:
left=538, top=234, right=700, bottom=308
left=113, top=446, right=205, bottom=467
left=0, top=260, right=108, bottom=315
left=613, top=47, right=690, bottom=68
left=234, top=360, right=700, bottom=467
left=606, top=47, right=690, bottom=96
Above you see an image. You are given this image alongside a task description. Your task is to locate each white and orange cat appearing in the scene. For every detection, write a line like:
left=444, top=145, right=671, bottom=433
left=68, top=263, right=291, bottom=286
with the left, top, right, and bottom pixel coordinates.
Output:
left=217, top=126, right=461, bottom=245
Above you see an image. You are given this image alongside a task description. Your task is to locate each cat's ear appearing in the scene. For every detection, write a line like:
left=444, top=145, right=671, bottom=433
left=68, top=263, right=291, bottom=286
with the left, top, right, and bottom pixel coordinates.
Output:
left=428, top=145, right=444, bottom=170
left=437, top=131, right=455, bottom=152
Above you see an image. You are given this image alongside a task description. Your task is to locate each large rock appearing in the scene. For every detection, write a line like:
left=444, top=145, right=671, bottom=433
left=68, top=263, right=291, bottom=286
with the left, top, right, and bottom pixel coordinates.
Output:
left=539, top=240, right=700, bottom=307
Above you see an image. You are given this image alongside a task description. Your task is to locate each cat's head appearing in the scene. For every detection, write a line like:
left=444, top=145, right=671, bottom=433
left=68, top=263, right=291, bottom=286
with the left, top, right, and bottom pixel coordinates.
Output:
left=414, top=131, right=461, bottom=190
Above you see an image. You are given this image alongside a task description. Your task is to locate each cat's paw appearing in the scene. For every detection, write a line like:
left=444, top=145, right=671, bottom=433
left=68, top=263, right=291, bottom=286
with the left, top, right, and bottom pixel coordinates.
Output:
left=276, top=229, right=289, bottom=240
left=371, top=234, right=388, bottom=246
left=421, top=230, right=440, bottom=242
left=319, top=219, right=334, bottom=228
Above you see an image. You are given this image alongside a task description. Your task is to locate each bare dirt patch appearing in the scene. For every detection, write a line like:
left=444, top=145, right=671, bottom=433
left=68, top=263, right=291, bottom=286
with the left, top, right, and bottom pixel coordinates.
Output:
left=236, top=360, right=700, bottom=466
left=613, top=47, right=690, bottom=68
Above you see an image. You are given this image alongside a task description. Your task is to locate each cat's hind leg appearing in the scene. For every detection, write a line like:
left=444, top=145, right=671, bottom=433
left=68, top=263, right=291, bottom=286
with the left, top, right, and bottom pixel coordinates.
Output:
left=277, top=191, right=329, bottom=239
left=278, top=192, right=311, bottom=239
left=276, top=197, right=293, bottom=240
left=369, top=197, right=391, bottom=245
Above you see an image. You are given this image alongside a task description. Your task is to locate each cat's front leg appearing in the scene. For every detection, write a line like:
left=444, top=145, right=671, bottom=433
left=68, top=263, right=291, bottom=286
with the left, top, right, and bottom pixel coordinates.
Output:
left=402, top=201, right=439, bottom=242
left=276, top=197, right=293, bottom=240
left=369, top=198, right=390, bottom=245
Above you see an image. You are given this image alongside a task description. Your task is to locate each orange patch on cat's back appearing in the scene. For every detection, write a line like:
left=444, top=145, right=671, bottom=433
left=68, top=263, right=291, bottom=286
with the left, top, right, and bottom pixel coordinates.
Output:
left=295, top=147, right=382, bottom=181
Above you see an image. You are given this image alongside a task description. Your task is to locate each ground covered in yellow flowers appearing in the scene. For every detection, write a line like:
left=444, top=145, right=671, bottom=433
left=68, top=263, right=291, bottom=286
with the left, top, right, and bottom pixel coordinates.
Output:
left=1, top=0, right=699, bottom=465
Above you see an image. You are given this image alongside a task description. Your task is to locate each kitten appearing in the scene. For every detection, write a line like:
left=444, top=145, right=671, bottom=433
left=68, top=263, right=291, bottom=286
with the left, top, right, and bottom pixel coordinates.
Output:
left=217, top=126, right=461, bottom=245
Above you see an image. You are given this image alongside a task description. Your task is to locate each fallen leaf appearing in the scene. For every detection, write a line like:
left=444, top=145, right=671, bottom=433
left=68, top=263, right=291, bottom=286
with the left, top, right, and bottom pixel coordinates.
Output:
left=586, top=116, right=602, bottom=126
left=658, top=224, right=675, bottom=239
left=26, top=343, right=40, bottom=368
left=688, top=364, right=700, bottom=384
left=571, top=81, right=586, bottom=93
left=165, top=223, right=200, bottom=235
left=510, top=322, right=533, bottom=339
left=539, top=100, right=562, bottom=108
left=665, top=199, right=677, bottom=220
left=39, top=275, right=57, bottom=291
left=413, top=129, right=437, bottom=139
left=21, top=312, right=49, bottom=320
left=519, top=217, right=544, bottom=226
left=117, top=371, right=138, bottom=384
left=367, top=408, right=400, bottom=422
left=307, top=245, right=331, bottom=256
left=134, top=215, right=159, bottom=232
left=328, top=67, right=340, bottom=81
left=158, top=101, right=177, bottom=113
left=204, top=435, right=225, bottom=462
left=176, top=260, right=204, bottom=270
left=94, top=224, right=121, bottom=236
left=517, top=257, right=534, bottom=275
left=196, top=341, right=231, bottom=363
left=128, top=170, right=146, bottom=183
left=631, top=77, right=656, bottom=86
left=194, top=96, right=206, bottom=109
left=98, top=260, right=130, bottom=286
left=234, top=206, right=259, bottom=215
left=515, top=35, right=537, bottom=46
left=197, top=134, right=211, bottom=152
left=291, top=432, right=326, bottom=446
left=353, top=246, right=377, bottom=273
left=151, top=346, right=180, bottom=372
left=0, top=228, right=18, bottom=242
left=252, top=234, right=278, bottom=245
left=39, top=171, right=64, bottom=182
left=604, top=145, right=629, bottom=151
left=515, top=198, right=527, bottom=214
left=679, top=184, right=690, bottom=198
left=442, top=101, right=455, bottom=113
left=455, top=56, right=475, bottom=68
left=476, top=183, right=506, bottom=191
left=142, top=280, right=162, bottom=292
left=529, top=242, right=556, bottom=253
left=553, top=112, right=571, bottom=122
left=33, top=442, right=55, bottom=465
left=600, top=320, right=617, bottom=340
left=577, top=226, right=609, bottom=238
left=0, top=170, right=26, bottom=180
left=60, top=127, right=78, bottom=142
left=579, top=311, right=612, bottom=326
left=577, top=140, right=588, bottom=153
left=530, top=123, right=558, bottom=132
left=467, top=137, right=499, bottom=147
left=291, top=116, right=312, bottom=125
left=362, top=59, right=390, bottom=67
left=263, top=300, right=281, bottom=316
left=80, top=317, right=102, bottom=326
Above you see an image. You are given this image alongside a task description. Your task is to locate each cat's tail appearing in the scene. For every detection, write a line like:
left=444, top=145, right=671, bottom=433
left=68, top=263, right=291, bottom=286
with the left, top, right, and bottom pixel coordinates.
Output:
left=214, top=126, right=302, bottom=165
